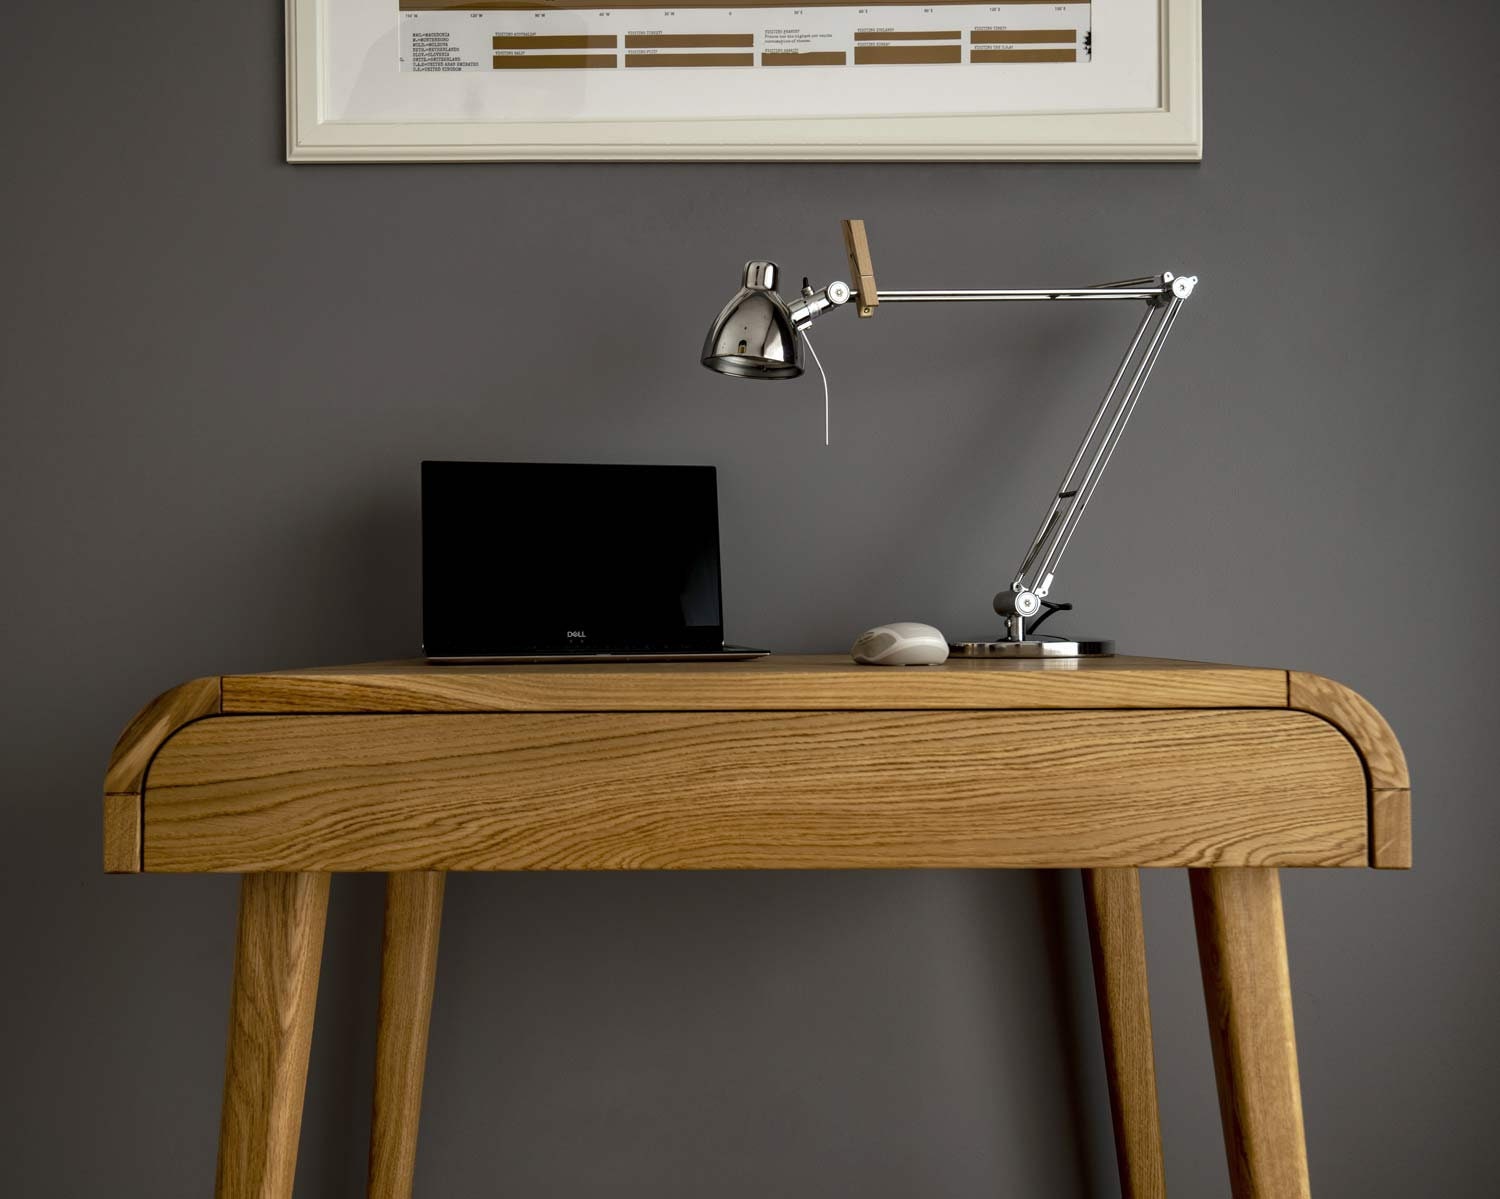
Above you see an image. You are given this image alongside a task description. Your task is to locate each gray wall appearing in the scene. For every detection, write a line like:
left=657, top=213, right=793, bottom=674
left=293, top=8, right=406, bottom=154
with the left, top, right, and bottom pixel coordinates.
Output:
left=3, top=1, right=1497, bottom=1194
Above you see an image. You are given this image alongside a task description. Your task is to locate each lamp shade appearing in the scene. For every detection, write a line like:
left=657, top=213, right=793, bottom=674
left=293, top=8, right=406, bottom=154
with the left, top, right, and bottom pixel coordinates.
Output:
left=700, top=260, right=803, bottom=379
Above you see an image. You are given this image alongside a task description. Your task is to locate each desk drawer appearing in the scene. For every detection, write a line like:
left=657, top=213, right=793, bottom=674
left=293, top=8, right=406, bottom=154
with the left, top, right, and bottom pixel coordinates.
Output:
left=141, top=709, right=1366, bottom=872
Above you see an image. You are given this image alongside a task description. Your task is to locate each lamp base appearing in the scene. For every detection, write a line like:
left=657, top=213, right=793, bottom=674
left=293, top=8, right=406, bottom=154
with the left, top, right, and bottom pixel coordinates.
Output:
left=949, top=636, right=1115, bottom=659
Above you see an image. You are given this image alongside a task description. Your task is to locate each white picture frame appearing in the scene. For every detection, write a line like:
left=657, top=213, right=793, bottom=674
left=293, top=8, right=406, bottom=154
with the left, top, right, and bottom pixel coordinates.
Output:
left=286, top=0, right=1201, bottom=163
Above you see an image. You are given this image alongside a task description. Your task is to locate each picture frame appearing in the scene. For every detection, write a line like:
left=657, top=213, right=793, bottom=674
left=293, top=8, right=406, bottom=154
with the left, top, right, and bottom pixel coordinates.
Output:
left=286, top=0, right=1201, bottom=163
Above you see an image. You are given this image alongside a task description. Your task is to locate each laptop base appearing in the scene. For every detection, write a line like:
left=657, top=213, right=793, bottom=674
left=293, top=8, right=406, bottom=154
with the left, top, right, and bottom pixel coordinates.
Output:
left=427, top=646, right=770, bottom=665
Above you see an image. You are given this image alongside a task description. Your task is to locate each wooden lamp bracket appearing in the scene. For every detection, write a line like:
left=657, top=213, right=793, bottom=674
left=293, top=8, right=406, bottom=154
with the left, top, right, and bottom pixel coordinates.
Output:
left=840, top=219, right=879, bottom=318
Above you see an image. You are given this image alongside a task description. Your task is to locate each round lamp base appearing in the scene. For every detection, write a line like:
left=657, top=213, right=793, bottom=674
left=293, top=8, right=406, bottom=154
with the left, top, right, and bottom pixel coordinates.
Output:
left=949, top=636, right=1115, bottom=659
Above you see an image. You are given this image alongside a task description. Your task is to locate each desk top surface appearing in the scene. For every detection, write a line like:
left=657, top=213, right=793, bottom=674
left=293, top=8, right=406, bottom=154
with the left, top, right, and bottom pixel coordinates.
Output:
left=216, top=654, right=1289, bottom=713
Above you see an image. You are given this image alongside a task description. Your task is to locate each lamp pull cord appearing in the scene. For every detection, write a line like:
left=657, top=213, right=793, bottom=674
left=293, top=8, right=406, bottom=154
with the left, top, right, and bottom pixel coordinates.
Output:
left=803, top=330, right=830, bottom=446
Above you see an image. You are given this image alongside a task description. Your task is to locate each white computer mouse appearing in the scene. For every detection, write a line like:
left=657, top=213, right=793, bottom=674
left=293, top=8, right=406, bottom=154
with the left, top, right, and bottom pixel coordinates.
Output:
left=850, top=622, right=951, bottom=667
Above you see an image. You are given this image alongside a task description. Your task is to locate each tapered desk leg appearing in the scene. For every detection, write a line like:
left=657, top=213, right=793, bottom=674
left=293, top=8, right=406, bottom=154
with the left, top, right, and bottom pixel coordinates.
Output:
left=1082, top=868, right=1167, bottom=1199
left=216, top=872, right=331, bottom=1199
left=369, top=872, right=446, bottom=1199
left=1190, top=868, right=1311, bottom=1199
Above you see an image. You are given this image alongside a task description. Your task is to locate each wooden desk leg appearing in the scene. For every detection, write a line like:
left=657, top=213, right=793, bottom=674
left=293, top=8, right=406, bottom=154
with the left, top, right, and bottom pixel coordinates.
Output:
left=1190, top=868, right=1311, bottom=1199
left=1082, top=868, right=1167, bottom=1199
left=368, top=872, right=446, bottom=1199
left=216, top=872, right=331, bottom=1199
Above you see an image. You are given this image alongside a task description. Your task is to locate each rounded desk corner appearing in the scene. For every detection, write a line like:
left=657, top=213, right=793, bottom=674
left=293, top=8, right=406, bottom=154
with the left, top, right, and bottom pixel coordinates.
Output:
left=103, top=677, right=222, bottom=873
left=1287, top=671, right=1410, bottom=869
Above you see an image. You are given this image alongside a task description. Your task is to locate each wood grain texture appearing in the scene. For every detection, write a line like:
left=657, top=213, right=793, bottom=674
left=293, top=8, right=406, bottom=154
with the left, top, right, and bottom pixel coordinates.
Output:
left=1082, top=868, right=1165, bottom=1199
left=103, top=677, right=220, bottom=871
left=105, top=675, right=220, bottom=794
left=1190, top=868, right=1310, bottom=1199
left=369, top=873, right=445, bottom=1199
left=1371, top=789, right=1412, bottom=869
left=103, top=792, right=142, bottom=873
left=216, top=872, right=330, bottom=1199
left=141, top=709, right=1367, bottom=872
left=1287, top=673, right=1407, bottom=789
left=218, top=655, right=1289, bottom=715
left=1288, top=673, right=1410, bottom=869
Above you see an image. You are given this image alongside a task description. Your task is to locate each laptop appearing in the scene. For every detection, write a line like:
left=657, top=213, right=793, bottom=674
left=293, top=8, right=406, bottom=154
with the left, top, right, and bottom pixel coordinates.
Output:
left=422, top=461, right=768, bottom=664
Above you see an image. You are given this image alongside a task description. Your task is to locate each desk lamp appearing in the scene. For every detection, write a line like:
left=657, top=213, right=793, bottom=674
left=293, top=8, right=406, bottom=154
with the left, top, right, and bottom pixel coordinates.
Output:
left=700, top=220, right=1197, bottom=658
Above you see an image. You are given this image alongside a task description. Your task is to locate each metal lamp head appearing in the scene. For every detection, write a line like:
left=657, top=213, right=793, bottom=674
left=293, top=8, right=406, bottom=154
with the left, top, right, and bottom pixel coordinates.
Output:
left=701, top=260, right=803, bottom=379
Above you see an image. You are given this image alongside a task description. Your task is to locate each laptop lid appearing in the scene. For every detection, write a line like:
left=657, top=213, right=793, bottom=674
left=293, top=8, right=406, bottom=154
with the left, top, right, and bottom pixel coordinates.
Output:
left=421, top=461, right=725, bottom=657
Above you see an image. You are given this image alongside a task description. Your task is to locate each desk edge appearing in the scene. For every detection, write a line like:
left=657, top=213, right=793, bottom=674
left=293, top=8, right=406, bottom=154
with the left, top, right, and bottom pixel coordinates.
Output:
left=104, top=677, right=221, bottom=872
left=1288, top=672, right=1411, bottom=869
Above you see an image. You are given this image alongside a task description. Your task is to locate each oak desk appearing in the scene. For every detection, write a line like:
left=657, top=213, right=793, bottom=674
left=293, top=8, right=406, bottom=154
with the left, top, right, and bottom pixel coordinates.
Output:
left=103, top=655, right=1409, bottom=1199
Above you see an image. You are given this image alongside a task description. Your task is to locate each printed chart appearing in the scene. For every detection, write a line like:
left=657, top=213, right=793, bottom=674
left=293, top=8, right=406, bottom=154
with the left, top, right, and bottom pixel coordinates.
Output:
left=399, top=1, right=1092, bottom=73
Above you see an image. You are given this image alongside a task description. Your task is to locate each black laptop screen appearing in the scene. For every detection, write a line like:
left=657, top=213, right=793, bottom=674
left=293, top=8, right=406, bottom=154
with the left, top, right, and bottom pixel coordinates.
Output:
left=422, top=461, right=724, bottom=656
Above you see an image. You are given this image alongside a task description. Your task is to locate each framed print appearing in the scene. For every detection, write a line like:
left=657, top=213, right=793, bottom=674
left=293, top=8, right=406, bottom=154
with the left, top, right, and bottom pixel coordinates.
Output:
left=286, top=0, right=1201, bottom=162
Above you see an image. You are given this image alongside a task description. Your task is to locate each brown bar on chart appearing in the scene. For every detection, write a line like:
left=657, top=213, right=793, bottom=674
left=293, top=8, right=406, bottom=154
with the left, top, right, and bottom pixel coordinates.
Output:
left=493, top=54, right=617, bottom=68
left=762, top=51, right=847, bottom=66
left=852, top=31, right=960, bottom=41
left=970, top=48, right=1077, bottom=63
left=625, top=34, right=754, bottom=48
left=493, top=35, right=617, bottom=49
left=854, top=45, right=961, bottom=65
left=624, top=53, right=755, bottom=67
left=969, top=29, right=1076, bottom=44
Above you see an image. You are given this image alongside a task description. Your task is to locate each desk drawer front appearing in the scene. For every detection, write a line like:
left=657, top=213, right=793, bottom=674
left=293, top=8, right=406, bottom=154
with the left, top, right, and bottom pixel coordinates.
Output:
left=142, top=710, right=1367, bottom=872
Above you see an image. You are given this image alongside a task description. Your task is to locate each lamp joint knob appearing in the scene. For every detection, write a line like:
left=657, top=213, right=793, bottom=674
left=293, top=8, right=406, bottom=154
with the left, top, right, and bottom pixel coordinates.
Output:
left=994, top=589, right=1042, bottom=618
